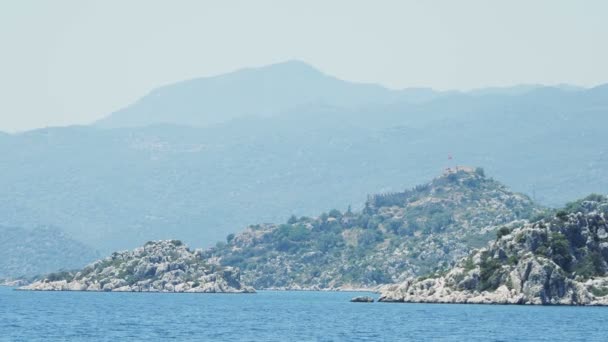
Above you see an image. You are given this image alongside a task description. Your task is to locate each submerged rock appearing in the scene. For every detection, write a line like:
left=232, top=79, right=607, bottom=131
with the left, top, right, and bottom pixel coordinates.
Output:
left=350, top=296, right=374, bottom=303
left=20, top=240, right=255, bottom=293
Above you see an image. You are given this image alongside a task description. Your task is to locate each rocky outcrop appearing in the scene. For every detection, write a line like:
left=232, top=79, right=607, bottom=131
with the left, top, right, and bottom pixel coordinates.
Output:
left=379, top=195, right=608, bottom=305
left=208, top=167, right=539, bottom=290
left=20, top=240, right=254, bottom=293
left=350, top=296, right=374, bottom=303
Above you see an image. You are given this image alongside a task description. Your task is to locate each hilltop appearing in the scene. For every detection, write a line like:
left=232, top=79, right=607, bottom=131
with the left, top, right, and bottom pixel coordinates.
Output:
left=380, top=194, right=608, bottom=305
left=207, top=167, right=539, bottom=290
left=95, top=60, right=431, bottom=128
left=21, top=240, right=254, bottom=293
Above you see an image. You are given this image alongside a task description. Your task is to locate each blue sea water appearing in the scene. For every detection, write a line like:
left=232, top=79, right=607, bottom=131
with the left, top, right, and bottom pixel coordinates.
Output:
left=1, top=287, right=607, bottom=341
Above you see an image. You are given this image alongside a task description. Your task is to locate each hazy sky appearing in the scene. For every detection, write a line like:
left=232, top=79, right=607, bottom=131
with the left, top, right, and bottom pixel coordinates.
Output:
left=1, top=0, right=607, bottom=132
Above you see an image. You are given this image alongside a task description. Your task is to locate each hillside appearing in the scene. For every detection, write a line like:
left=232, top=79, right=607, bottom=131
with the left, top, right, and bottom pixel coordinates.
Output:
left=21, top=240, right=254, bottom=293
left=379, top=195, right=608, bottom=305
left=0, top=62, right=606, bottom=253
left=207, top=168, right=538, bottom=289
left=0, top=226, right=99, bottom=280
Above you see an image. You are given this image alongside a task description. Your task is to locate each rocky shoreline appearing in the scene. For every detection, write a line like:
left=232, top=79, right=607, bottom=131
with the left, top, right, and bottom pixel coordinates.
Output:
left=263, top=285, right=378, bottom=292
left=20, top=240, right=254, bottom=293
left=379, top=196, right=608, bottom=306
left=1, top=279, right=30, bottom=287
left=378, top=274, right=608, bottom=306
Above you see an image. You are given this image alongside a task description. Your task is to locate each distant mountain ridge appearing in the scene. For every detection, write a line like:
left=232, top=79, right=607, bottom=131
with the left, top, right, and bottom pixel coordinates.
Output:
left=1, top=60, right=607, bottom=254
left=0, top=226, right=99, bottom=279
left=95, top=60, right=598, bottom=129
left=95, top=60, right=444, bottom=128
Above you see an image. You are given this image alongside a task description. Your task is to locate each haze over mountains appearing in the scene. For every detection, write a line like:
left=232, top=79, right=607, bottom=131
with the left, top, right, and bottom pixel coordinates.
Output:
left=0, top=226, right=99, bottom=279
left=1, top=60, right=607, bottom=260
left=95, top=61, right=442, bottom=128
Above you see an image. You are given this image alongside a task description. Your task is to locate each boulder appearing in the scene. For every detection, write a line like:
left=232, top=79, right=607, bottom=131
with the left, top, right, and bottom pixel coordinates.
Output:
left=350, top=296, right=374, bottom=303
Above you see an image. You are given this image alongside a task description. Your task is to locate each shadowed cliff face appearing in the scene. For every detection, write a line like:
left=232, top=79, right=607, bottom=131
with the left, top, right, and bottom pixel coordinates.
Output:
left=380, top=194, right=608, bottom=305
left=207, top=168, right=539, bottom=290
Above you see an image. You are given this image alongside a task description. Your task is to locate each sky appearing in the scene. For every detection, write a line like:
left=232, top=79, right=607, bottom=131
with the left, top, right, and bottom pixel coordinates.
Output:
left=1, top=0, right=607, bottom=132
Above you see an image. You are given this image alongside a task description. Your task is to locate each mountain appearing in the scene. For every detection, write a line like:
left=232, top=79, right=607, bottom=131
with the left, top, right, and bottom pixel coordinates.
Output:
left=206, top=168, right=538, bottom=289
left=0, top=226, right=99, bottom=279
left=466, top=84, right=584, bottom=97
left=21, top=240, right=254, bottom=293
left=95, top=60, right=442, bottom=128
left=1, top=62, right=607, bottom=254
left=379, top=194, right=608, bottom=305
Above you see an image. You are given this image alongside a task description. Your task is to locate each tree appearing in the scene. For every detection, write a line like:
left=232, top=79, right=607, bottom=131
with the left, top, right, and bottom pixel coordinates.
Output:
left=287, top=215, right=298, bottom=224
left=549, top=232, right=572, bottom=270
left=328, top=209, right=342, bottom=219
left=496, top=226, right=511, bottom=239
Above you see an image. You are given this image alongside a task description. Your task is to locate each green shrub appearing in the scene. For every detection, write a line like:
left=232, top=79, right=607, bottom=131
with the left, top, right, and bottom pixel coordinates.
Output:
left=496, top=226, right=512, bottom=239
left=315, top=232, right=343, bottom=252
left=556, top=210, right=569, bottom=221
left=328, top=209, right=342, bottom=219
left=275, top=224, right=311, bottom=242
left=549, top=232, right=572, bottom=270
left=367, top=269, right=391, bottom=284
left=591, top=286, right=608, bottom=297
left=358, top=229, right=383, bottom=247
left=221, top=254, right=245, bottom=266
left=583, top=193, right=606, bottom=203
left=574, top=251, right=605, bottom=279
left=507, top=255, right=519, bottom=265
left=479, top=253, right=502, bottom=291
left=462, top=256, right=476, bottom=271
left=530, top=210, right=552, bottom=222
left=535, top=246, right=548, bottom=256
left=46, top=271, right=73, bottom=282
left=287, top=215, right=298, bottom=224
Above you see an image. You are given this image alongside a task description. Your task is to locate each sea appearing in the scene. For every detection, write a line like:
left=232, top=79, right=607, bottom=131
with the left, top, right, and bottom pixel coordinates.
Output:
left=1, top=287, right=607, bottom=341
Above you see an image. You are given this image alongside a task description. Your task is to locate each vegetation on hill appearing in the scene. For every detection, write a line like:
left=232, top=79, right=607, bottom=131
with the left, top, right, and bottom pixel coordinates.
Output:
left=380, top=194, right=608, bottom=305
left=207, top=168, right=539, bottom=289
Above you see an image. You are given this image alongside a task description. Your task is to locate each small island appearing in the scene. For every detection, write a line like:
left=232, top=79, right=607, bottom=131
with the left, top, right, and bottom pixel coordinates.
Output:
left=379, top=195, right=608, bottom=305
left=20, top=240, right=254, bottom=293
